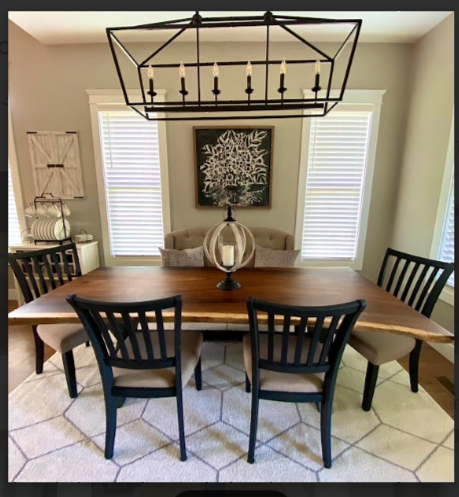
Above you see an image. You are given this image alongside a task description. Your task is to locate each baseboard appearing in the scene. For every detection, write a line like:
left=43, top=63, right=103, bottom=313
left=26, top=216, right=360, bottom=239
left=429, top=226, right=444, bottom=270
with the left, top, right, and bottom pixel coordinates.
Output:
left=8, top=289, right=17, bottom=301
left=428, top=342, right=454, bottom=363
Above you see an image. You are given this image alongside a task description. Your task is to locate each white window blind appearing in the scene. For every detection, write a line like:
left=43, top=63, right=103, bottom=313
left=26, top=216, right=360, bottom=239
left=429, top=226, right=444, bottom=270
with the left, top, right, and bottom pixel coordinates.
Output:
left=438, top=175, right=454, bottom=286
left=8, top=161, right=22, bottom=245
left=99, top=110, right=165, bottom=257
left=301, top=111, right=372, bottom=260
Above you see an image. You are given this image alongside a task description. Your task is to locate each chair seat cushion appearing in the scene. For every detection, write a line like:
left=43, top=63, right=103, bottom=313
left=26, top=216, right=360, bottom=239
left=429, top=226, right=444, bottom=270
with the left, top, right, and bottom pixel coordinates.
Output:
left=348, top=330, right=416, bottom=366
left=113, top=331, right=203, bottom=389
left=243, top=334, right=324, bottom=394
left=37, top=324, right=88, bottom=354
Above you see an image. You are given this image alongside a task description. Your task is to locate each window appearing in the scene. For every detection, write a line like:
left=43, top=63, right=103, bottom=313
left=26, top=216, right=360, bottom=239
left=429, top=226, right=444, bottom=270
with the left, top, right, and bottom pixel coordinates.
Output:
left=431, top=112, right=454, bottom=297
left=8, top=162, right=22, bottom=245
left=438, top=175, right=454, bottom=286
left=8, top=105, right=25, bottom=247
left=296, top=90, right=385, bottom=269
left=88, top=90, right=170, bottom=265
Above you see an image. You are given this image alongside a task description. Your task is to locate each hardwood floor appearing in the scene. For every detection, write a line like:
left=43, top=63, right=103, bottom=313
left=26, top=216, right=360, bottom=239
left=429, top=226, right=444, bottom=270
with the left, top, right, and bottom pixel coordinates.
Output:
left=8, top=300, right=454, bottom=418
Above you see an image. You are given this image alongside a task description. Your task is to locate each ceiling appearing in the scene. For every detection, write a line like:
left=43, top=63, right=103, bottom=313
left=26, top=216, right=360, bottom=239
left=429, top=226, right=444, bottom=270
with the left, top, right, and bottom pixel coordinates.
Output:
left=9, top=11, right=452, bottom=45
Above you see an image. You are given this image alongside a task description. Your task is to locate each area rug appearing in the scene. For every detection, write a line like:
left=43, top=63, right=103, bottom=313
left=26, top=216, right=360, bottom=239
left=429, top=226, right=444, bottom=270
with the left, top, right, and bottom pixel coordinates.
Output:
left=8, top=341, right=454, bottom=482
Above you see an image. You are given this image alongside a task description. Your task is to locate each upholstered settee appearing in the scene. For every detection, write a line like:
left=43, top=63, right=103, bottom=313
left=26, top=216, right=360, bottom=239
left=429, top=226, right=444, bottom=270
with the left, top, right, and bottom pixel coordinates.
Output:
left=164, top=227, right=295, bottom=333
left=164, top=227, right=295, bottom=267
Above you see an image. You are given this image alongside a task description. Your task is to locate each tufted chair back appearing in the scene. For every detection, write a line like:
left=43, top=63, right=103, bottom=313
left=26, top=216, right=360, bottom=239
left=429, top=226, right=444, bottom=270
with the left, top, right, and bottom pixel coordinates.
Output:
left=164, top=227, right=295, bottom=267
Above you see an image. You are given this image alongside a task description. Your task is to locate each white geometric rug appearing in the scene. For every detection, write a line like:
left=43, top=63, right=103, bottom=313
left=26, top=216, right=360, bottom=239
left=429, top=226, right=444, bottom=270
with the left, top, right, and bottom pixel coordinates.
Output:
left=8, top=341, right=454, bottom=482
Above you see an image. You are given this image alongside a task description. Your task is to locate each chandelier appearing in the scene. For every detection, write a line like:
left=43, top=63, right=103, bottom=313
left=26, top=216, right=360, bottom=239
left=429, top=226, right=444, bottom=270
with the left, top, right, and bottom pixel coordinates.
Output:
left=106, top=11, right=361, bottom=121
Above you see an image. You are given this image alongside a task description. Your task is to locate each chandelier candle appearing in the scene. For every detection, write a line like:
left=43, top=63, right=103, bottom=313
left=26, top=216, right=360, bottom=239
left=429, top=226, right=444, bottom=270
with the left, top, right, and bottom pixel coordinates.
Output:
left=312, top=60, right=322, bottom=95
left=179, top=61, right=188, bottom=100
left=245, top=61, right=254, bottom=102
left=278, top=58, right=287, bottom=100
left=147, top=65, right=155, bottom=102
left=212, top=62, right=220, bottom=100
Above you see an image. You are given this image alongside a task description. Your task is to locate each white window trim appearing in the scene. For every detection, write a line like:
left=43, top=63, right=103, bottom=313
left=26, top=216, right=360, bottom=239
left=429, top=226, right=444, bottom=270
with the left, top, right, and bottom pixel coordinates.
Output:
left=8, top=103, right=27, bottom=244
left=430, top=110, right=454, bottom=306
left=295, top=89, right=386, bottom=270
left=87, top=89, right=171, bottom=266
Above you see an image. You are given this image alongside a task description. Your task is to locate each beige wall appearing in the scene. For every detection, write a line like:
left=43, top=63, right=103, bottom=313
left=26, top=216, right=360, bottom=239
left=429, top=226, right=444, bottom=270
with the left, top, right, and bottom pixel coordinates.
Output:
left=8, top=20, right=413, bottom=286
left=391, top=14, right=454, bottom=333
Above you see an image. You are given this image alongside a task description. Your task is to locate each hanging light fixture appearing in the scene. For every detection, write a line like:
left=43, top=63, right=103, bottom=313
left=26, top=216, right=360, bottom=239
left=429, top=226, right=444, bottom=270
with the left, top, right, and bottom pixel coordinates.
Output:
left=106, top=11, right=362, bottom=121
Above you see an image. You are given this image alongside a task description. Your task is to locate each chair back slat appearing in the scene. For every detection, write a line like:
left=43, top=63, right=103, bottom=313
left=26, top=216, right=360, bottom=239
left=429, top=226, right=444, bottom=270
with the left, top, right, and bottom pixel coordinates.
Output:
left=8, top=243, right=81, bottom=303
left=385, top=256, right=401, bottom=293
left=305, top=316, right=324, bottom=367
left=67, top=295, right=182, bottom=373
left=247, top=298, right=366, bottom=381
left=50, top=252, right=65, bottom=285
left=155, top=310, right=168, bottom=360
left=319, top=315, right=340, bottom=365
left=293, top=316, right=308, bottom=366
left=400, top=262, right=420, bottom=302
left=121, top=312, right=143, bottom=362
left=267, top=312, right=275, bottom=362
left=378, top=248, right=454, bottom=318
left=106, top=311, right=130, bottom=361
left=139, top=311, right=155, bottom=361
left=393, top=259, right=411, bottom=298
left=42, top=254, right=57, bottom=290
left=280, top=314, right=291, bottom=365
left=414, top=267, right=440, bottom=313
left=31, top=256, right=48, bottom=295
left=91, top=310, right=118, bottom=359
left=407, top=265, right=430, bottom=307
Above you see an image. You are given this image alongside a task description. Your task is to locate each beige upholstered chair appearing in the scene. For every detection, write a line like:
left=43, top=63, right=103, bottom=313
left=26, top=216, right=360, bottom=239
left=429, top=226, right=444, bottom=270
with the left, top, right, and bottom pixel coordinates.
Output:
left=164, top=227, right=295, bottom=332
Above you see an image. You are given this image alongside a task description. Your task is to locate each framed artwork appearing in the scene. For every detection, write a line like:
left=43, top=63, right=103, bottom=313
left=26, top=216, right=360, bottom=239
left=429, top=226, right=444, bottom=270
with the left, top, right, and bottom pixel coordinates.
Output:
left=194, top=126, right=274, bottom=208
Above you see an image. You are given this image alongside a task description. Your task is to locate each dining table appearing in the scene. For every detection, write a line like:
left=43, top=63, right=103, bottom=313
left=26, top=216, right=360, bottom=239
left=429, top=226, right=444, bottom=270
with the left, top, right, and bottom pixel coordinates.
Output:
left=7, top=266, right=454, bottom=344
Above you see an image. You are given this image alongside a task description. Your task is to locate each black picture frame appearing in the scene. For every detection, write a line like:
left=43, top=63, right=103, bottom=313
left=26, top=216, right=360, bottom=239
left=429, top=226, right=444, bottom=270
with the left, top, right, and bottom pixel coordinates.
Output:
left=194, top=126, right=274, bottom=208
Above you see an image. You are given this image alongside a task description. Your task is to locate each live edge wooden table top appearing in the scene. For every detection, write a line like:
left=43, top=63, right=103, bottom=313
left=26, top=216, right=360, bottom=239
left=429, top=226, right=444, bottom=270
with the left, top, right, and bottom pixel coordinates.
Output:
left=8, top=266, right=453, bottom=344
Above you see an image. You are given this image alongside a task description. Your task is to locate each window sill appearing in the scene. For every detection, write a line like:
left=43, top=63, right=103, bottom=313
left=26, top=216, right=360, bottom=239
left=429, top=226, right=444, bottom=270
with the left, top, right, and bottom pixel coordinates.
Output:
left=297, top=259, right=362, bottom=271
left=439, top=285, right=454, bottom=306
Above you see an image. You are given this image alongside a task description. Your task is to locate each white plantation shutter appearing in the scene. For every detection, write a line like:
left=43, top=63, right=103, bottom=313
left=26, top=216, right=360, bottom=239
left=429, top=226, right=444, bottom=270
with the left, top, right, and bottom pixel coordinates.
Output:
left=301, top=111, right=372, bottom=260
left=438, top=175, right=454, bottom=286
left=8, top=161, right=22, bottom=245
left=99, top=110, right=165, bottom=256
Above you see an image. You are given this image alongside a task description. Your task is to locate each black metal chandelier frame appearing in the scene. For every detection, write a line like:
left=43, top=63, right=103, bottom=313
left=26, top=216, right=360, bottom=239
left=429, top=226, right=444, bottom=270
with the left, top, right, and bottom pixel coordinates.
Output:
left=106, top=11, right=362, bottom=121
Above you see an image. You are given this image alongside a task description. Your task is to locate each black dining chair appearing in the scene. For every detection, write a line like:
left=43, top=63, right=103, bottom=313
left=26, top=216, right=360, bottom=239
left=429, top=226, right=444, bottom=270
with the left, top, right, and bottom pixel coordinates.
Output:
left=348, top=247, right=454, bottom=411
left=66, top=293, right=203, bottom=460
left=8, top=243, right=88, bottom=398
left=244, top=297, right=367, bottom=468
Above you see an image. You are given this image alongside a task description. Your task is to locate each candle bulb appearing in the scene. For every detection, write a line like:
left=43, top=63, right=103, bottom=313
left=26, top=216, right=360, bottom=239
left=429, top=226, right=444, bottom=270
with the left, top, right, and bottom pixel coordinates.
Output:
left=179, top=61, right=186, bottom=93
left=314, top=60, right=321, bottom=94
left=280, top=58, right=286, bottom=88
left=246, top=61, right=252, bottom=88
left=213, top=62, right=219, bottom=92
left=147, top=65, right=154, bottom=97
left=315, top=60, right=321, bottom=75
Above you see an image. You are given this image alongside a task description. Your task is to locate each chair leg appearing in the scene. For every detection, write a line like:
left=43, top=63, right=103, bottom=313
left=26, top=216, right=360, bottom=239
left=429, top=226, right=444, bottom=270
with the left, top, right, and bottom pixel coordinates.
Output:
left=362, top=362, right=379, bottom=411
left=247, top=388, right=259, bottom=464
left=104, top=396, right=117, bottom=459
left=176, top=388, right=187, bottom=461
left=32, top=325, right=44, bottom=375
left=245, top=374, right=251, bottom=393
left=86, top=341, right=90, bottom=347
left=409, top=339, right=422, bottom=393
left=116, top=397, right=126, bottom=408
left=315, top=402, right=321, bottom=413
left=62, top=350, right=78, bottom=399
left=194, top=357, right=202, bottom=391
left=320, top=398, right=333, bottom=469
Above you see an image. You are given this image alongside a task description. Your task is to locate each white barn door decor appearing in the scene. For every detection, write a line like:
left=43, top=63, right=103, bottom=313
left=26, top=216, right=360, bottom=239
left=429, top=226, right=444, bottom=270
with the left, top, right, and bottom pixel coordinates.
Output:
left=27, top=131, right=84, bottom=199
